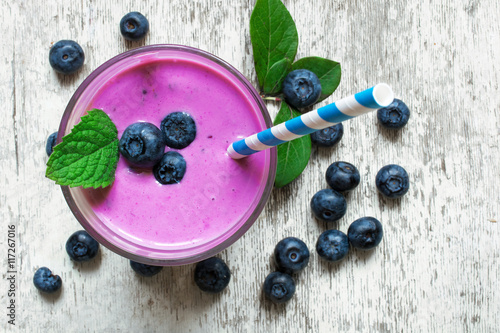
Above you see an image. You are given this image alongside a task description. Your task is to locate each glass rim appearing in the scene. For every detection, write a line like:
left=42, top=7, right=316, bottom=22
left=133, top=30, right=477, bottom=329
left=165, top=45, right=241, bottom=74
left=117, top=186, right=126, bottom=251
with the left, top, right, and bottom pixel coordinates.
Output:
left=58, top=44, right=277, bottom=266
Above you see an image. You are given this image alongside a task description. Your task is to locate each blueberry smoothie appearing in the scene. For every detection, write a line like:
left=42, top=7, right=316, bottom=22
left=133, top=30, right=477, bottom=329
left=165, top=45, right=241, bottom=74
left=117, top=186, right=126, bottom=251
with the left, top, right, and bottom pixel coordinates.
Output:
left=61, top=46, right=275, bottom=264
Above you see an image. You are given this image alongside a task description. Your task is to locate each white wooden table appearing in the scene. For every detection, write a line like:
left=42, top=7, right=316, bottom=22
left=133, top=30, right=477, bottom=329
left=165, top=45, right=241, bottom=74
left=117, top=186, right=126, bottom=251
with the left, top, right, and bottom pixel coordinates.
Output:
left=2, top=0, right=499, bottom=332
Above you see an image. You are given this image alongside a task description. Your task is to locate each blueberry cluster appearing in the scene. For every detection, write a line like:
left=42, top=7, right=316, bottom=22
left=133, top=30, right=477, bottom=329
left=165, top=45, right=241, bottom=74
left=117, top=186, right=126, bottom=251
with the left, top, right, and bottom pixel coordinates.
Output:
left=310, top=161, right=409, bottom=263
left=257, top=161, right=408, bottom=301
left=118, top=112, right=197, bottom=185
left=263, top=237, right=309, bottom=304
left=306, top=98, right=411, bottom=266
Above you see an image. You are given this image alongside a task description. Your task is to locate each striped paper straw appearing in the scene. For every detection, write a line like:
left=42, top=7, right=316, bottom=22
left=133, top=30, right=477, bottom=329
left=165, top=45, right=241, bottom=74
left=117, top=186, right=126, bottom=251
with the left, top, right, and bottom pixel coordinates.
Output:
left=227, top=83, right=394, bottom=159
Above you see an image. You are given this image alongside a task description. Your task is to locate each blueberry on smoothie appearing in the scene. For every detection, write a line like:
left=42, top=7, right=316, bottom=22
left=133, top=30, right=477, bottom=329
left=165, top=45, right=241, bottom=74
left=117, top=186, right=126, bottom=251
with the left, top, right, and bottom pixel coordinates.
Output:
left=347, top=217, right=383, bottom=250
left=120, top=12, right=149, bottom=41
left=377, top=98, right=410, bottom=129
left=65, top=230, right=99, bottom=262
left=160, top=112, right=197, bottom=149
left=310, top=123, right=343, bottom=147
left=316, top=229, right=349, bottom=262
left=325, top=161, right=360, bottom=193
left=49, top=40, right=85, bottom=74
left=282, top=69, right=321, bottom=109
left=153, top=151, right=187, bottom=184
left=274, top=237, right=310, bottom=275
left=45, top=131, right=58, bottom=156
left=194, top=257, right=231, bottom=293
left=130, top=260, right=163, bottom=277
left=375, top=164, right=410, bottom=199
left=310, top=189, right=347, bottom=222
left=119, top=122, right=165, bottom=168
left=263, top=272, right=295, bottom=304
left=33, top=267, right=62, bottom=293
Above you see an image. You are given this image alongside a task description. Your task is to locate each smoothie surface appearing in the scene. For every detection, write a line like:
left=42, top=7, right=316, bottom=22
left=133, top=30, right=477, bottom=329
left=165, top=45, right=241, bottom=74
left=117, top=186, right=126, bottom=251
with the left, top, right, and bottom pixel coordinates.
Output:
left=82, top=52, right=270, bottom=253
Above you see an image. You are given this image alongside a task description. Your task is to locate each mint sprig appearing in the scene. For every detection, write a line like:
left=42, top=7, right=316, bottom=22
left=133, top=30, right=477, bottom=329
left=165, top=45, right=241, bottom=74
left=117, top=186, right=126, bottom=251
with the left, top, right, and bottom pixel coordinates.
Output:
left=250, top=0, right=342, bottom=187
left=273, top=103, right=311, bottom=188
left=46, top=109, right=119, bottom=189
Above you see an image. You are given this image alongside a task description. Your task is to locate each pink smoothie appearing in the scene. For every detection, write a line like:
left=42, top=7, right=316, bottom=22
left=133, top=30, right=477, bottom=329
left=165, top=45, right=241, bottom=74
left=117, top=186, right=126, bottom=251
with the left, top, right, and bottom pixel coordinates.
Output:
left=76, top=47, right=272, bottom=261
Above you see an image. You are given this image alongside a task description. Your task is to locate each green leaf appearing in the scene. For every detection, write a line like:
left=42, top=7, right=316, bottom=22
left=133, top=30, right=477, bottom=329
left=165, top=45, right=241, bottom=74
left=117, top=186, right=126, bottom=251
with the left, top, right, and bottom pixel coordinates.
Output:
left=250, top=0, right=298, bottom=90
left=263, top=58, right=292, bottom=95
left=292, top=57, right=341, bottom=102
left=273, top=102, right=311, bottom=188
left=46, top=109, right=119, bottom=189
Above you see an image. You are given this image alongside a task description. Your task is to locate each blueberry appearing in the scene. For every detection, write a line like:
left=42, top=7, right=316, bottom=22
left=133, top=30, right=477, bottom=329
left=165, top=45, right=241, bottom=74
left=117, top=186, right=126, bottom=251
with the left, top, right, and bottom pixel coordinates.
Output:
left=49, top=40, right=85, bottom=74
left=194, top=257, right=231, bottom=293
left=153, top=151, right=187, bottom=184
left=316, top=229, right=349, bottom=262
left=310, top=189, right=347, bottom=222
left=310, top=123, right=343, bottom=147
left=282, top=69, right=322, bottom=109
left=160, top=112, right=197, bottom=149
left=377, top=99, right=410, bottom=129
left=375, top=164, right=410, bottom=199
left=130, top=260, right=163, bottom=277
left=33, top=267, right=62, bottom=293
left=348, top=217, right=383, bottom=250
left=120, top=12, right=149, bottom=41
left=119, top=122, right=165, bottom=168
left=263, top=272, right=295, bottom=304
left=46, top=132, right=58, bottom=156
left=273, top=237, right=310, bottom=275
left=65, top=230, right=99, bottom=262
left=325, top=161, right=360, bottom=193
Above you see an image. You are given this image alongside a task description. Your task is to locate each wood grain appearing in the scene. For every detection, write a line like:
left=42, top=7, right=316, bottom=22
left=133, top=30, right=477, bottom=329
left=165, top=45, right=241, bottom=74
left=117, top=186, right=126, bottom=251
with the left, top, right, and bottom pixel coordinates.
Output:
left=1, top=0, right=499, bottom=331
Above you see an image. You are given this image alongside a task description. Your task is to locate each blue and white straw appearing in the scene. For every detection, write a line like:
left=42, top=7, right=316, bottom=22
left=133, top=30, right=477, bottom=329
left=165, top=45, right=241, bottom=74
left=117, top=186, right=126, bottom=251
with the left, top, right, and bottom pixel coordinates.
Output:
left=227, top=83, right=394, bottom=159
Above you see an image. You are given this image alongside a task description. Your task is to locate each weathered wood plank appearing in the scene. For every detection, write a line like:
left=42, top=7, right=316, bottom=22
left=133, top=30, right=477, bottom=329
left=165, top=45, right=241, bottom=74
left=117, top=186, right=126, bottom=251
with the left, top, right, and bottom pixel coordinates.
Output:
left=1, top=0, right=499, bottom=331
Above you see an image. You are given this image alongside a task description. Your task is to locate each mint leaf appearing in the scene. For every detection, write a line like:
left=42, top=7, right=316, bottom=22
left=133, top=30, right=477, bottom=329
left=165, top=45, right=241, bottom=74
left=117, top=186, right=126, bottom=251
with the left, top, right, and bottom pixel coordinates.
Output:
left=263, top=58, right=292, bottom=95
left=292, top=57, right=341, bottom=102
left=250, top=0, right=298, bottom=91
left=46, top=109, right=119, bottom=189
left=274, top=102, right=311, bottom=188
